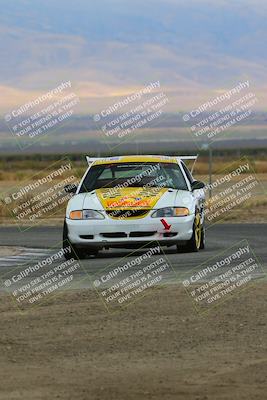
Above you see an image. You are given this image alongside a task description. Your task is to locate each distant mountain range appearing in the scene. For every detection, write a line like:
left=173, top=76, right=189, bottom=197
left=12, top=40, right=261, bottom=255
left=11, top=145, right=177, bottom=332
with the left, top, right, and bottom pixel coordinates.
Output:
left=1, top=0, right=267, bottom=115
left=0, top=112, right=266, bottom=154
left=0, top=0, right=266, bottom=154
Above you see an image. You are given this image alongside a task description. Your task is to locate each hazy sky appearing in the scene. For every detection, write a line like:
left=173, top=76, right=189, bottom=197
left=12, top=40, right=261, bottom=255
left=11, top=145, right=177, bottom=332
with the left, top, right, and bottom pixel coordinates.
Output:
left=0, top=0, right=266, bottom=113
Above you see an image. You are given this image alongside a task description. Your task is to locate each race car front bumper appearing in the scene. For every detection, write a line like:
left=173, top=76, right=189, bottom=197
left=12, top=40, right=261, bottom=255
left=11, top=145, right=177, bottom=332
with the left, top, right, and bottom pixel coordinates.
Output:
left=66, top=214, right=195, bottom=249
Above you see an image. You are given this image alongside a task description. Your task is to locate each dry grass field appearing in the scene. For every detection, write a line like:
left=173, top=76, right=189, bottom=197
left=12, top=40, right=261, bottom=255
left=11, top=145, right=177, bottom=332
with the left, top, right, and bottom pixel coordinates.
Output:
left=0, top=156, right=266, bottom=224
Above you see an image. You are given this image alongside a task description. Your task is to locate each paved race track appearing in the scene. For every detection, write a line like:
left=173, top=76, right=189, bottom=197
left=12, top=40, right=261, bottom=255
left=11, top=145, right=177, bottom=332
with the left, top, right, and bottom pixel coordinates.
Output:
left=0, top=223, right=266, bottom=275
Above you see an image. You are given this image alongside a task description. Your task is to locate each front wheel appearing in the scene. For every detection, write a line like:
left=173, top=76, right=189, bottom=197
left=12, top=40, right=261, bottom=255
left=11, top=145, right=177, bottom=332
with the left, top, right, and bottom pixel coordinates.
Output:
left=62, top=220, right=87, bottom=260
left=87, top=249, right=99, bottom=257
left=177, top=213, right=203, bottom=253
left=199, top=225, right=205, bottom=250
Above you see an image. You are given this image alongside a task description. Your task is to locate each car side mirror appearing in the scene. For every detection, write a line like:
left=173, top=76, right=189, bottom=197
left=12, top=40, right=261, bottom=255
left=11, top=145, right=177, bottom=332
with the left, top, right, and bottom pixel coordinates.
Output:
left=64, top=184, right=77, bottom=194
left=191, top=180, right=205, bottom=190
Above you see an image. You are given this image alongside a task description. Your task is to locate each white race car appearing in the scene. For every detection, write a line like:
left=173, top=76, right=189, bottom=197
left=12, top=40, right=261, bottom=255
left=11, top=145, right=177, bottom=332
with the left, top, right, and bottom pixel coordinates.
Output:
left=63, top=155, right=205, bottom=258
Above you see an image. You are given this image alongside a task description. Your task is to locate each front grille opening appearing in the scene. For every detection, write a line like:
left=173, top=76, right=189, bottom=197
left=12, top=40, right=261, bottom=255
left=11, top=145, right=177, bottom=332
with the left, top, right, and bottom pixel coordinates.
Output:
left=101, top=232, right=127, bottom=238
left=163, top=232, right=178, bottom=238
left=129, top=231, right=156, bottom=237
left=79, top=235, right=94, bottom=239
left=106, top=209, right=150, bottom=219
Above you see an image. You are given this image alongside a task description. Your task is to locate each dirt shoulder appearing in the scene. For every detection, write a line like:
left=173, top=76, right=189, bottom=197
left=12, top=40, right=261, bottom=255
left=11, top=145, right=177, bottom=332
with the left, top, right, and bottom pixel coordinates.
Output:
left=0, top=284, right=266, bottom=400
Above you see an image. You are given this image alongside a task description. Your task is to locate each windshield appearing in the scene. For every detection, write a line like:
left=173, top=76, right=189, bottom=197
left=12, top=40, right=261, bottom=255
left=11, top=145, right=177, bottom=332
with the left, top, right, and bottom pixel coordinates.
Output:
left=79, top=162, right=188, bottom=193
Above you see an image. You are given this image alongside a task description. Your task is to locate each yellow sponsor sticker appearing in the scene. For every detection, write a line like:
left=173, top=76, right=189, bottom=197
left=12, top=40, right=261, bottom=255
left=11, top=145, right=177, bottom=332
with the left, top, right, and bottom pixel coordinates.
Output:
left=96, top=187, right=167, bottom=210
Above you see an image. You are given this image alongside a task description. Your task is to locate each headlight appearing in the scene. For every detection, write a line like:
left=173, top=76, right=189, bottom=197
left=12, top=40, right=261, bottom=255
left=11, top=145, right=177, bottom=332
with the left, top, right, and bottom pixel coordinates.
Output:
left=151, top=207, right=189, bottom=218
left=69, top=210, right=83, bottom=220
left=69, top=210, right=105, bottom=220
left=83, top=210, right=105, bottom=220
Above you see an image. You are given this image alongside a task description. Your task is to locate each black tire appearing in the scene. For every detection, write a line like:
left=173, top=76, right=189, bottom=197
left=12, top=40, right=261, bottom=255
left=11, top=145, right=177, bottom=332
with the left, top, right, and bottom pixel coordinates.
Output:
left=62, top=220, right=87, bottom=260
left=200, top=225, right=205, bottom=250
left=87, top=249, right=99, bottom=257
left=176, top=213, right=202, bottom=253
left=176, top=245, right=186, bottom=253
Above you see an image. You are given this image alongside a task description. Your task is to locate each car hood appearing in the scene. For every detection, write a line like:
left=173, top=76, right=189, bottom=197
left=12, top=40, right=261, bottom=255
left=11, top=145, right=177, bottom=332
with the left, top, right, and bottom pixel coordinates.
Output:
left=67, top=187, right=194, bottom=213
left=95, top=187, right=169, bottom=210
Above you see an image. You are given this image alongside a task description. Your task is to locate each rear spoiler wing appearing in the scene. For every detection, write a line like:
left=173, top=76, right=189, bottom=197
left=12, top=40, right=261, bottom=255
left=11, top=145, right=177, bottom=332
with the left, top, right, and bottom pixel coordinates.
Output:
left=86, top=155, right=198, bottom=173
left=86, top=156, right=125, bottom=165
left=178, top=156, right=198, bottom=161
left=178, top=155, right=198, bottom=173
left=86, top=157, right=101, bottom=165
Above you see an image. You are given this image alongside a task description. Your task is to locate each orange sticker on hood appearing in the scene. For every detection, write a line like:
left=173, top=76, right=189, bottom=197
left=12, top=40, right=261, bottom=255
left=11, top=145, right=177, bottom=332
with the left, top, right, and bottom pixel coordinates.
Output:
left=96, top=187, right=167, bottom=210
